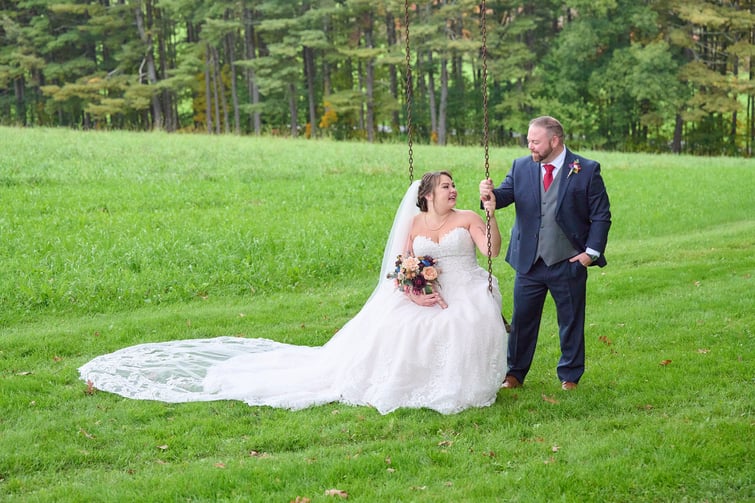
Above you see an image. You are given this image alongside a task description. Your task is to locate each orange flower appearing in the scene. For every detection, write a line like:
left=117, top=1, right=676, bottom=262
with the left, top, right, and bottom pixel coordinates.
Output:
left=422, top=266, right=438, bottom=281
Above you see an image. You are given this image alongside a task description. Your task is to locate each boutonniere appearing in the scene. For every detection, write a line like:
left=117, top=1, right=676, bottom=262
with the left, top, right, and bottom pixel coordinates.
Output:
left=567, top=159, right=582, bottom=177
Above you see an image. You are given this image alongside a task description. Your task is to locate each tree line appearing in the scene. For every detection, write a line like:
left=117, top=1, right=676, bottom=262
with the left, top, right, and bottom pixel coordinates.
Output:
left=1, top=0, right=753, bottom=156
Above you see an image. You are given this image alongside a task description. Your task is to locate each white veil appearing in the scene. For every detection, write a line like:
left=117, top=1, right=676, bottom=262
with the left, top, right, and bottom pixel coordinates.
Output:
left=369, top=180, right=420, bottom=300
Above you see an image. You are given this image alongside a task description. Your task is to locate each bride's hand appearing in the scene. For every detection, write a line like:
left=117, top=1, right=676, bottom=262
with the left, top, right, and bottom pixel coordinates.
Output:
left=406, top=289, right=448, bottom=309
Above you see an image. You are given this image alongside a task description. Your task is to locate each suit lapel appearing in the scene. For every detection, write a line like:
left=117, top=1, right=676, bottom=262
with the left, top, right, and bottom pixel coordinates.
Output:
left=556, top=149, right=575, bottom=211
left=527, top=158, right=541, bottom=201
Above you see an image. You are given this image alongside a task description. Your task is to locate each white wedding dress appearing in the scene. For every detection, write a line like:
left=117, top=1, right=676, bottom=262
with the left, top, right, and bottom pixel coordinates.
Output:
left=79, top=182, right=507, bottom=415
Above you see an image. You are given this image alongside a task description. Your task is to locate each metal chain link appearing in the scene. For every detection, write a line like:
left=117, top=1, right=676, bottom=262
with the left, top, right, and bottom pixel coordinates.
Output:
left=404, top=0, right=414, bottom=185
left=481, top=0, right=493, bottom=294
left=481, top=0, right=510, bottom=331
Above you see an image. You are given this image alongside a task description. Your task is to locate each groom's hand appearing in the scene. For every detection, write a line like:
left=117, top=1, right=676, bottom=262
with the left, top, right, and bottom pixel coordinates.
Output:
left=570, top=252, right=594, bottom=267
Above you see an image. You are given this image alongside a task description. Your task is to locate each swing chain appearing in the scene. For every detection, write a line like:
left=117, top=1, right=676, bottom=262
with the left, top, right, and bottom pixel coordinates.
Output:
left=404, top=0, right=414, bottom=185
left=480, top=1, right=510, bottom=332
left=481, top=0, right=493, bottom=295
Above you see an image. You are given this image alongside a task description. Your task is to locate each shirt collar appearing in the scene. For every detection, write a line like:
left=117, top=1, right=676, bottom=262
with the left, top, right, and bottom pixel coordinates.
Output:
left=542, top=148, right=567, bottom=171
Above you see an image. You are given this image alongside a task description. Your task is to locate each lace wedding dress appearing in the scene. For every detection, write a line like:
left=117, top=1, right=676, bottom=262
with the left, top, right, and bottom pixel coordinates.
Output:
left=79, top=182, right=507, bottom=415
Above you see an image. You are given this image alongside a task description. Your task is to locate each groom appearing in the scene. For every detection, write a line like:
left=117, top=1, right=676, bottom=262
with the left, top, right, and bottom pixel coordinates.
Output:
left=480, top=116, right=611, bottom=390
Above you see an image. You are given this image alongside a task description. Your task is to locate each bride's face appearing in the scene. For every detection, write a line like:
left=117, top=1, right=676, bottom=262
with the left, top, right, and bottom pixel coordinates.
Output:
left=429, top=175, right=457, bottom=211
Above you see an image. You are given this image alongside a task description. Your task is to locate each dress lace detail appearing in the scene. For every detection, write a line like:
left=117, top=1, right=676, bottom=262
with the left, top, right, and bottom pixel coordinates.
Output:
left=79, top=229, right=507, bottom=415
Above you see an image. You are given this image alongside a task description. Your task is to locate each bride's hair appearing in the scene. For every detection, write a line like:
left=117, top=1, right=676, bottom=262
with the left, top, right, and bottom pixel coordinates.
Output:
left=417, top=171, right=453, bottom=212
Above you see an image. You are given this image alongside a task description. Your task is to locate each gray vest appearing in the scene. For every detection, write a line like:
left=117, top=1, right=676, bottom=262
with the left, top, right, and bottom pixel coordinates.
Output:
left=536, top=171, right=578, bottom=266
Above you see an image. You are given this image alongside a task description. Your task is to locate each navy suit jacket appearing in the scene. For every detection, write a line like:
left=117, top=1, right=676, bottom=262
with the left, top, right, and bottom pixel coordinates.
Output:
left=492, top=148, right=611, bottom=274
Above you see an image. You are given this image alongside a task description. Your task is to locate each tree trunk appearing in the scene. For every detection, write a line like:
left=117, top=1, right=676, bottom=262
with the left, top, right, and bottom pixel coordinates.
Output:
left=672, top=113, right=683, bottom=154
left=156, top=11, right=176, bottom=132
left=14, top=76, right=25, bottom=126
left=304, top=46, right=317, bottom=138
left=385, top=10, right=399, bottom=133
left=427, top=51, right=438, bottom=142
left=363, top=11, right=375, bottom=142
left=134, top=1, right=162, bottom=130
left=289, top=82, right=298, bottom=137
left=243, top=8, right=261, bottom=135
left=224, top=18, right=240, bottom=135
left=212, top=46, right=229, bottom=134
left=357, top=59, right=365, bottom=132
left=208, top=44, right=221, bottom=134
left=438, top=57, right=448, bottom=146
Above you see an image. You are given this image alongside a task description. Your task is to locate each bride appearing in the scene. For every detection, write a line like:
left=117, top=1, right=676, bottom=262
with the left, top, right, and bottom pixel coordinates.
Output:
left=79, top=171, right=508, bottom=415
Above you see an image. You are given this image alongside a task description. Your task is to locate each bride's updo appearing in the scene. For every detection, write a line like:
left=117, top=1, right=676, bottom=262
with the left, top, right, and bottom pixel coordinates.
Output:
left=417, top=170, right=453, bottom=212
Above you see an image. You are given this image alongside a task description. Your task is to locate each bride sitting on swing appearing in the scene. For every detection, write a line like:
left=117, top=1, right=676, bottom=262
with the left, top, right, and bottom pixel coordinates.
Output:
left=79, top=171, right=508, bottom=415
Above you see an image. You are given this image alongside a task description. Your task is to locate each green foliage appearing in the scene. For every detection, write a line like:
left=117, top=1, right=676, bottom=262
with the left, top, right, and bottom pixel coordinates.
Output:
left=0, top=128, right=753, bottom=501
left=1, top=0, right=753, bottom=154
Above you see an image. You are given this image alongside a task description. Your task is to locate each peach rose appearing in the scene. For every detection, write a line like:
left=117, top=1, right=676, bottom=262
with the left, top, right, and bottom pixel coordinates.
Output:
left=422, top=266, right=438, bottom=281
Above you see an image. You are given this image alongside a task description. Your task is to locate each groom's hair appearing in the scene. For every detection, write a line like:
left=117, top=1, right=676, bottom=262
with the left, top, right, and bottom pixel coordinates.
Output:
left=417, top=170, right=453, bottom=212
left=530, top=116, right=564, bottom=140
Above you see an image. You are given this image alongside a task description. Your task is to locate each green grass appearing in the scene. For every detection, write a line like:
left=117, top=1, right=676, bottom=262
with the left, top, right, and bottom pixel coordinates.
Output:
left=0, top=127, right=753, bottom=502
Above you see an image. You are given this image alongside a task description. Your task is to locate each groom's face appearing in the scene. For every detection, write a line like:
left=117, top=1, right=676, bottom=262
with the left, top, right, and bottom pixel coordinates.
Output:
left=527, top=125, right=557, bottom=163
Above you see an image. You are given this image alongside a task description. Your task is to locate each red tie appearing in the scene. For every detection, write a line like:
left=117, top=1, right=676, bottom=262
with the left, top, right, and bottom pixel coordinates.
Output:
left=543, top=164, right=555, bottom=191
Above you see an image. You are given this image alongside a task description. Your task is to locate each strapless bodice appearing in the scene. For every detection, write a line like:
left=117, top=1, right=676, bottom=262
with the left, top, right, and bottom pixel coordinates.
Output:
left=413, top=227, right=481, bottom=277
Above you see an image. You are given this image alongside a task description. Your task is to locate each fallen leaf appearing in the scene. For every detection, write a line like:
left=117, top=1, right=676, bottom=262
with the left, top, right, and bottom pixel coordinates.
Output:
left=541, top=394, right=559, bottom=404
left=384, top=457, right=391, bottom=465
left=53, top=355, right=63, bottom=362
left=660, top=359, right=672, bottom=366
left=551, top=445, right=560, bottom=452
left=291, top=497, right=310, bottom=503
left=79, top=428, right=95, bottom=439
left=16, top=371, right=32, bottom=376
left=598, top=335, right=612, bottom=345
left=249, top=450, right=271, bottom=458
left=85, top=380, right=96, bottom=395
left=697, top=348, right=710, bottom=354
left=157, top=444, right=168, bottom=451
left=214, top=463, right=225, bottom=468
left=386, top=468, right=395, bottom=473
left=544, top=456, right=557, bottom=464
left=438, top=440, right=453, bottom=447
left=324, top=488, right=348, bottom=498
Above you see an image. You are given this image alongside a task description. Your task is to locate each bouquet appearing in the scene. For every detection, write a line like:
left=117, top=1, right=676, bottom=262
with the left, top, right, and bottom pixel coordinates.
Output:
left=386, top=253, right=440, bottom=295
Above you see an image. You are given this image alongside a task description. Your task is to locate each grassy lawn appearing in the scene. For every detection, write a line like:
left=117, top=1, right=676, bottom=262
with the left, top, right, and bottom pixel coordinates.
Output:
left=0, top=127, right=752, bottom=502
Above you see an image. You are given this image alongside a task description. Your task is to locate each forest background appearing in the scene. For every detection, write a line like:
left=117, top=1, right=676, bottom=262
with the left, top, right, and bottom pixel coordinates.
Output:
left=1, top=0, right=754, bottom=157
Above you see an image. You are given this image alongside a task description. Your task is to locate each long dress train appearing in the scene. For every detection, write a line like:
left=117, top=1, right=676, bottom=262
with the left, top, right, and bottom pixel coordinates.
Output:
left=79, top=182, right=507, bottom=415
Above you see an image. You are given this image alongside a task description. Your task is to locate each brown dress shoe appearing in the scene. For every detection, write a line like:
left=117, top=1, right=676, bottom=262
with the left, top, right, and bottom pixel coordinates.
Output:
left=501, top=375, right=522, bottom=389
left=561, top=381, right=578, bottom=390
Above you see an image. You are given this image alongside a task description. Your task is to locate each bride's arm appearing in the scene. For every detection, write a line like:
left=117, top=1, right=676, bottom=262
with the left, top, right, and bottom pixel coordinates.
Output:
left=467, top=206, right=502, bottom=257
